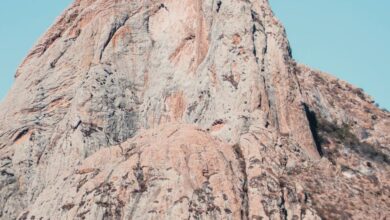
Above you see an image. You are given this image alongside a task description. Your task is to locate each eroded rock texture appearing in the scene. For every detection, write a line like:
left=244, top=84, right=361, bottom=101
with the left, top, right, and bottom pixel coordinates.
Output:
left=0, top=0, right=389, bottom=219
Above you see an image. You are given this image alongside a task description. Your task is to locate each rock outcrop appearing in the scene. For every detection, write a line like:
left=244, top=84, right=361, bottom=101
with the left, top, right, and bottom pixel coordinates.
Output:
left=0, top=0, right=389, bottom=219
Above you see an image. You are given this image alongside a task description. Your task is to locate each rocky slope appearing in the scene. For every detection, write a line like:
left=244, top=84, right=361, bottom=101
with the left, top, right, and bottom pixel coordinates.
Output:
left=0, top=0, right=389, bottom=219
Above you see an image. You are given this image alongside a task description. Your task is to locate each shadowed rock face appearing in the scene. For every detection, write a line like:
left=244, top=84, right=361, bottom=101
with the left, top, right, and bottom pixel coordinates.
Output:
left=0, top=0, right=389, bottom=219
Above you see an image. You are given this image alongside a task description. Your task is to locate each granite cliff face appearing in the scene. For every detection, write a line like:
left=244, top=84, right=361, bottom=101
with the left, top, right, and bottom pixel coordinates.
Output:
left=0, top=0, right=389, bottom=219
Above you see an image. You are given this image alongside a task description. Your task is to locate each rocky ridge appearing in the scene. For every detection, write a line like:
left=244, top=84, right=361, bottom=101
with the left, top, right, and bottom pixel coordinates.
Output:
left=0, top=0, right=389, bottom=219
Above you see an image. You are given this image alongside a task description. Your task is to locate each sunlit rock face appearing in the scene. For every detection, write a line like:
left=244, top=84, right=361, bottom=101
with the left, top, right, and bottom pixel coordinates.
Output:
left=0, top=0, right=389, bottom=219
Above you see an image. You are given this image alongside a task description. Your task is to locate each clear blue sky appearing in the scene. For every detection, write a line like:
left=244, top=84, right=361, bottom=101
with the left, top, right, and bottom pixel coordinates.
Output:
left=0, top=1, right=389, bottom=109
left=270, top=0, right=390, bottom=109
left=0, top=0, right=73, bottom=100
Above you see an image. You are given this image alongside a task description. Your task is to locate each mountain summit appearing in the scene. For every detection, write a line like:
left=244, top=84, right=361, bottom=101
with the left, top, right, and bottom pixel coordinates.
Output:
left=0, top=0, right=389, bottom=219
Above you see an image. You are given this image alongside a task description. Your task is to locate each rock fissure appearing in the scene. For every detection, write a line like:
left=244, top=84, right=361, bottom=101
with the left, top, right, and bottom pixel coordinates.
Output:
left=12, top=128, right=30, bottom=143
left=232, top=144, right=249, bottom=220
left=49, top=46, right=69, bottom=68
left=250, top=9, right=266, bottom=65
left=278, top=189, right=288, bottom=220
left=99, top=14, right=130, bottom=61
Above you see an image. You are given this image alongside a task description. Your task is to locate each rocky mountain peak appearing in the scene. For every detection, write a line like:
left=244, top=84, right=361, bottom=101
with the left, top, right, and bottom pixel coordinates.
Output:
left=0, top=0, right=389, bottom=219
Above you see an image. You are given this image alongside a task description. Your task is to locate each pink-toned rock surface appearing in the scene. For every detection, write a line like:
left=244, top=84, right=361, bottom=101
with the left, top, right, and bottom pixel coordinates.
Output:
left=0, top=0, right=389, bottom=219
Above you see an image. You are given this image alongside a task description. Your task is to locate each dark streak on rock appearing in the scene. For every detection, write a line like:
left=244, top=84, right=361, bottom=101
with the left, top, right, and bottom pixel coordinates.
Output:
left=13, top=128, right=29, bottom=143
left=216, top=0, right=222, bottom=12
left=129, top=160, right=147, bottom=219
left=61, top=203, right=75, bottom=211
left=222, top=74, right=238, bottom=89
left=232, top=144, right=249, bottom=220
left=50, top=48, right=68, bottom=68
left=302, top=103, right=324, bottom=157
left=100, top=15, right=130, bottom=61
